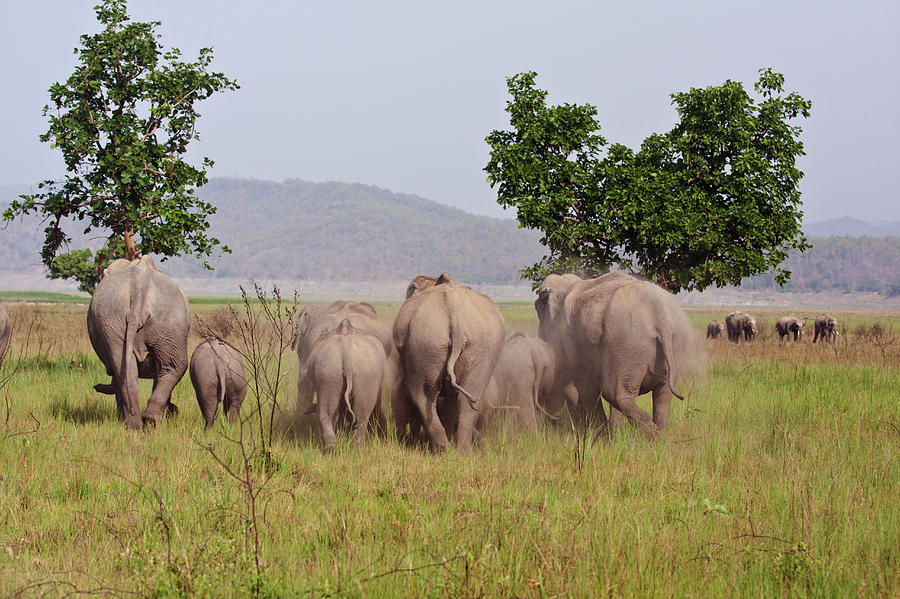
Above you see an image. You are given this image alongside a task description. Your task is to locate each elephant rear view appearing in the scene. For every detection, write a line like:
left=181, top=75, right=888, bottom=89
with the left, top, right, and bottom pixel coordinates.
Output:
left=305, top=318, right=386, bottom=452
left=482, top=332, right=559, bottom=431
left=776, top=316, right=805, bottom=341
left=392, top=273, right=506, bottom=452
left=87, top=258, right=190, bottom=429
left=706, top=320, right=725, bottom=339
left=536, top=272, right=697, bottom=435
left=190, top=337, right=247, bottom=427
left=726, top=311, right=757, bottom=343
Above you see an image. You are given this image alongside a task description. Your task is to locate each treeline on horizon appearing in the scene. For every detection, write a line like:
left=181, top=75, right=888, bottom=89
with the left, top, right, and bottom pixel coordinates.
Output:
left=0, top=178, right=897, bottom=296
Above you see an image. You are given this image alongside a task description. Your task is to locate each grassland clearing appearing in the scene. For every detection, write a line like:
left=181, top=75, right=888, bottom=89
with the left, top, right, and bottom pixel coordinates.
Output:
left=0, top=298, right=897, bottom=597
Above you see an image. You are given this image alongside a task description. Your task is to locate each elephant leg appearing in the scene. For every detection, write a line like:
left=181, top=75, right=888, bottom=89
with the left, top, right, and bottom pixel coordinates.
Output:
left=226, top=387, right=247, bottom=423
left=105, top=341, right=141, bottom=430
left=296, top=369, right=315, bottom=415
left=407, top=379, right=448, bottom=452
left=94, top=381, right=116, bottom=395
left=574, top=377, right=607, bottom=431
left=607, top=404, right=624, bottom=431
left=607, top=378, right=658, bottom=438
left=316, top=384, right=341, bottom=453
left=454, top=359, right=496, bottom=452
left=351, top=395, right=377, bottom=449
left=144, top=366, right=186, bottom=426
left=651, top=384, right=673, bottom=431
left=391, top=381, right=420, bottom=446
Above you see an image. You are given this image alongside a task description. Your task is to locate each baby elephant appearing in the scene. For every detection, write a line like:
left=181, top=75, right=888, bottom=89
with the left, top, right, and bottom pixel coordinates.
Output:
left=776, top=316, right=805, bottom=341
left=305, top=319, right=385, bottom=452
left=482, top=333, right=559, bottom=431
left=706, top=320, right=725, bottom=339
left=189, top=337, right=248, bottom=427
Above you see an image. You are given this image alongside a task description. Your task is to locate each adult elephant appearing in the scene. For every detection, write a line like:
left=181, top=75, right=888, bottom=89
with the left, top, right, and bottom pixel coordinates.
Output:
left=292, top=300, right=391, bottom=429
left=813, top=314, right=839, bottom=343
left=535, top=272, right=694, bottom=435
left=0, top=303, right=10, bottom=367
left=725, top=311, right=758, bottom=343
left=776, top=316, right=805, bottom=341
left=481, top=332, right=560, bottom=430
left=706, top=320, right=725, bottom=339
left=392, top=273, right=506, bottom=452
left=88, top=257, right=190, bottom=429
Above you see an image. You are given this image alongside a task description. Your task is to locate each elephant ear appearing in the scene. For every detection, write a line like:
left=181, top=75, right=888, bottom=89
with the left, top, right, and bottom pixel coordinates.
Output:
left=292, top=309, right=314, bottom=352
left=405, top=275, right=438, bottom=299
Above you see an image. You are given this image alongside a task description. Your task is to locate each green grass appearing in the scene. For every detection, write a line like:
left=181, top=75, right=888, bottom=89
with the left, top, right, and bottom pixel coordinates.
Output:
left=0, top=290, right=89, bottom=303
left=0, top=301, right=896, bottom=597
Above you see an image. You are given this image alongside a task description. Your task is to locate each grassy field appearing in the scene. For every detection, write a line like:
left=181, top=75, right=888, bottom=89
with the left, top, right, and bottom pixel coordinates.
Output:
left=0, top=297, right=897, bottom=597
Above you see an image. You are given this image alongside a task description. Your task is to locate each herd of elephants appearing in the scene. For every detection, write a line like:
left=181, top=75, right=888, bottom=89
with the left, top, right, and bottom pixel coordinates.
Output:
left=0, top=258, right=841, bottom=452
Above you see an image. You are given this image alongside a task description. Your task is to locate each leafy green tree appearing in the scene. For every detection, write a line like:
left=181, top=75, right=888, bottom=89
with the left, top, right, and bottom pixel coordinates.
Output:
left=485, top=69, right=812, bottom=292
left=3, top=0, right=238, bottom=288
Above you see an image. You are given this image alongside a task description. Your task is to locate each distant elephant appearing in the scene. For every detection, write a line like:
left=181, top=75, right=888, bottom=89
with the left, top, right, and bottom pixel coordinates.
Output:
left=776, top=316, right=805, bottom=341
left=189, top=337, right=248, bottom=427
left=481, top=332, right=560, bottom=430
left=813, top=314, right=839, bottom=343
left=305, top=319, right=386, bottom=452
left=535, top=272, right=694, bottom=435
left=392, top=273, right=506, bottom=452
left=87, top=257, right=190, bottom=429
left=706, top=320, right=725, bottom=339
left=725, top=311, right=758, bottom=343
left=0, top=303, right=10, bottom=367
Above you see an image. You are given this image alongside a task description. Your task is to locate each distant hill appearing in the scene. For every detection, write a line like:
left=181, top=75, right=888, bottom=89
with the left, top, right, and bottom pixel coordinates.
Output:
left=1, top=180, right=897, bottom=296
left=1, top=178, right=545, bottom=285
left=804, top=216, right=900, bottom=237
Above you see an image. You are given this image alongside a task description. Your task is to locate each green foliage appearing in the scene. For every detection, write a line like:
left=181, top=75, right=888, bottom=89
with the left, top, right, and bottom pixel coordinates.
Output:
left=485, top=69, right=813, bottom=292
left=48, top=238, right=125, bottom=293
left=2, top=0, right=237, bottom=286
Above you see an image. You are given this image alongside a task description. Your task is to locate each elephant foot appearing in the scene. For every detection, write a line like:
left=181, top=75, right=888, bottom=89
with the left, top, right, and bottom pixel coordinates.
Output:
left=322, top=443, right=336, bottom=455
left=94, top=382, right=116, bottom=395
left=141, top=414, right=159, bottom=429
left=165, top=402, right=179, bottom=417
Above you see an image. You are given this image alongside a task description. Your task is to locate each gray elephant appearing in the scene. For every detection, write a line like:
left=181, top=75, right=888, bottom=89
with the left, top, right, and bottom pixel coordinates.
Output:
left=305, top=318, right=386, bottom=452
left=706, top=320, right=725, bottom=339
left=189, top=337, right=248, bottom=427
left=535, top=272, right=694, bottom=435
left=776, top=316, right=805, bottom=341
left=87, top=257, right=190, bottom=429
left=481, top=332, right=560, bottom=430
left=392, top=273, right=506, bottom=452
left=292, top=300, right=391, bottom=426
left=725, top=311, right=758, bottom=342
left=813, top=314, right=839, bottom=343
left=0, top=303, right=10, bottom=367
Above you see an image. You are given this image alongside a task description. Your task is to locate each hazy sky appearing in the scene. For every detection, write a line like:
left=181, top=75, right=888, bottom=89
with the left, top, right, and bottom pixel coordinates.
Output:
left=2, top=0, right=898, bottom=223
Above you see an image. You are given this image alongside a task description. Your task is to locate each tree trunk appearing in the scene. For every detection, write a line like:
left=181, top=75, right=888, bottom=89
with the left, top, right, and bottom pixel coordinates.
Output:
left=123, top=228, right=139, bottom=261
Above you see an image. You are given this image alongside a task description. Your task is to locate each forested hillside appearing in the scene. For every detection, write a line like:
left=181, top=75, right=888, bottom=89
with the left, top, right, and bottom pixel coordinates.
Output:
left=1, top=179, right=545, bottom=285
left=741, top=236, right=900, bottom=296
left=1, top=178, right=897, bottom=295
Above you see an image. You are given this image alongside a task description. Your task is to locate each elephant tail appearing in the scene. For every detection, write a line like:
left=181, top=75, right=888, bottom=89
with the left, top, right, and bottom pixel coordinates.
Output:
left=657, top=328, right=686, bottom=402
left=445, top=316, right=478, bottom=412
left=339, top=323, right=357, bottom=425
left=212, top=344, right=227, bottom=425
left=118, top=312, right=142, bottom=428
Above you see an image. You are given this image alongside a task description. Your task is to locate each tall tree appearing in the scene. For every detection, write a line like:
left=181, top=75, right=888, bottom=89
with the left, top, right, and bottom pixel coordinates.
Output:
left=485, top=69, right=812, bottom=292
left=3, top=0, right=238, bottom=292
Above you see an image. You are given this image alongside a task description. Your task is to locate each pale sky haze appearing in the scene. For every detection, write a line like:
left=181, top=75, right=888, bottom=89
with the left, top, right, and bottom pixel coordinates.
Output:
left=1, top=0, right=897, bottom=223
